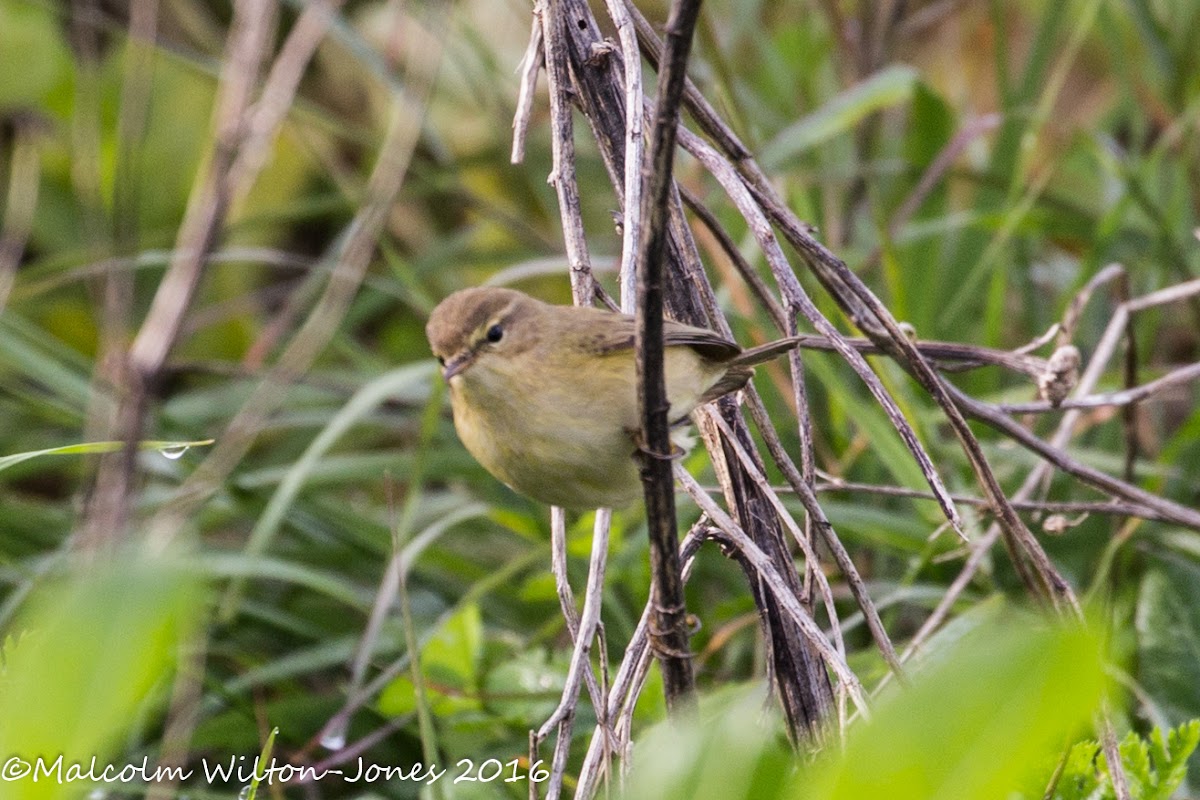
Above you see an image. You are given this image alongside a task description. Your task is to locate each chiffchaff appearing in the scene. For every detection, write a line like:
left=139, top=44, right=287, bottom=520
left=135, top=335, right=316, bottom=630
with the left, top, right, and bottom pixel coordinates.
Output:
left=426, top=287, right=799, bottom=509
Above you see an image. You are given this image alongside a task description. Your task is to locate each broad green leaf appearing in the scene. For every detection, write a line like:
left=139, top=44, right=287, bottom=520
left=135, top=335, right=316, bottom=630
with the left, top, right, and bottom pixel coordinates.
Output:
left=761, top=64, right=920, bottom=167
left=625, top=684, right=793, bottom=800
left=1137, top=553, right=1200, bottom=719
left=799, top=615, right=1106, bottom=800
left=1136, top=548, right=1200, bottom=787
left=483, top=649, right=566, bottom=724
left=623, top=612, right=1108, bottom=800
left=379, top=602, right=483, bottom=717
left=0, top=556, right=202, bottom=800
left=0, top=1, right=72, bottom=108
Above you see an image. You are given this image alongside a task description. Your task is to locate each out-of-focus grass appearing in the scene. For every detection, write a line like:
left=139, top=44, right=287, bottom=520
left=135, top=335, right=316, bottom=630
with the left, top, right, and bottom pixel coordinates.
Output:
left=625, top=609, right=1107, bottom=800
left=0, top=0, right=1198, bottom=797
left=0, top=554, right=202, bottom=800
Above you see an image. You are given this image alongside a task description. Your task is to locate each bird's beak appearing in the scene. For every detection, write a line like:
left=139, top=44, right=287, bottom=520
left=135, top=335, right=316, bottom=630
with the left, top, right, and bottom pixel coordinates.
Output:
left=442, top=351, right=474, bottom=381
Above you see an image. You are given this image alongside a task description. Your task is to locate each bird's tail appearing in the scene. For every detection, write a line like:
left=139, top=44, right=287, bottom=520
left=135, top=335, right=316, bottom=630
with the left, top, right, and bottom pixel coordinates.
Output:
left=729, top=336, right=802, bottom=368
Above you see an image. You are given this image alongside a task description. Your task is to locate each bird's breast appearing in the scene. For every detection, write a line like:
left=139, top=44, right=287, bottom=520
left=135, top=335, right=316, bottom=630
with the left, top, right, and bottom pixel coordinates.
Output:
left=446, top=347, right=727, bottom=508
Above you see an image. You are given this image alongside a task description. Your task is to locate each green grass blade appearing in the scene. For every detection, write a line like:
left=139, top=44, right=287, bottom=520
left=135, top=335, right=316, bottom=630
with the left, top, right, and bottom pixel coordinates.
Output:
left=0, top=439, right=216, bottom=474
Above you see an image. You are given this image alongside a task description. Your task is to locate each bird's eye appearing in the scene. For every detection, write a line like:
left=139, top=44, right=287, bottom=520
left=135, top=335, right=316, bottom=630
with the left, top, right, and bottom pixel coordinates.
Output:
left=486, top=324, right=504, bottom=343
left=436, top=355, right=445, bottom=366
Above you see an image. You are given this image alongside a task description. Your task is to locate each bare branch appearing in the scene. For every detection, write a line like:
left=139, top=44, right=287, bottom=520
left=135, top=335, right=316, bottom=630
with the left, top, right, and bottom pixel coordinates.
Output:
left=0, top=115, right=43, bottom=312
left=539, top=0, right=595, bottom=304
left=603, top=0, right=644, bottom=311
left=511, top=16, right=544, bottom=164
left=741, top=387, right=905, bottom=675
left=675, top=123, right=965, bottom=539
left=707, top=411, right=847, bottom=663
left=632, top=0, right=703, bottom=714
left=675, top=467, right=870, bottom=716
left=576, top=528, right=705, bottom=800
left=810, top=480, right=1182, bottom=524
left=988, top=362, right=1200, bottom=414
left=148, top=4, right=448, bottom=556
left=535, top=509, right=612, bottom=800
left=79, top=0, right=277, bottom=550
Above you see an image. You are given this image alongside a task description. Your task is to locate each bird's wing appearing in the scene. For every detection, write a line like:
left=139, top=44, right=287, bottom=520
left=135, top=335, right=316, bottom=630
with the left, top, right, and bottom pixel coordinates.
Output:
left=664, top=320, right=743, bottom=361
left=581, top=310, right=741, bottom=362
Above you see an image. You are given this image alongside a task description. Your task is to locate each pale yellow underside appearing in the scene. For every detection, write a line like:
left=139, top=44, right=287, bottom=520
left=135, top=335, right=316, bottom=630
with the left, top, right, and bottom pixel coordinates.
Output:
left=450, top=346, right=722, bottom=509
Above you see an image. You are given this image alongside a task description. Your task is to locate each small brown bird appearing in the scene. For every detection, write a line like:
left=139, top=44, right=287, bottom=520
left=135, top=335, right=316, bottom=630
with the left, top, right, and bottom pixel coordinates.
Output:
left=425, top=287, right=799, bottom=509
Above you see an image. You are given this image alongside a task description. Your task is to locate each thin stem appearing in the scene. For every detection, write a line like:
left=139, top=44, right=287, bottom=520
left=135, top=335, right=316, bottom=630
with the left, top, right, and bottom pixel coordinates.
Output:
left=631, top=0, right=704, bottom=712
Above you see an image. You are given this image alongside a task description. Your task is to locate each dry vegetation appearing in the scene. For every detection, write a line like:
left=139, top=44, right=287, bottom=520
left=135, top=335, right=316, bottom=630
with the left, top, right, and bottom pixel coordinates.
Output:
left=1, top=1, right=1199, bottom=798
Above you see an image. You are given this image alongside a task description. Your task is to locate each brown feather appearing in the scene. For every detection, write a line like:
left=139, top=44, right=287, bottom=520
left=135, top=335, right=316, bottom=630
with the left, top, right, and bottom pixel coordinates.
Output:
left=582, top=313, right=742, bottom=361
left=728, top=336, right=802, bottom=367
left=697, top=366, right=754, bottom=405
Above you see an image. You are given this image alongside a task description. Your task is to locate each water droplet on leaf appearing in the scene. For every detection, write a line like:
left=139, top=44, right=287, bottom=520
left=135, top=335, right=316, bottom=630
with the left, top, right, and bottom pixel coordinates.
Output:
left=320, top=726, right=347, bottom=751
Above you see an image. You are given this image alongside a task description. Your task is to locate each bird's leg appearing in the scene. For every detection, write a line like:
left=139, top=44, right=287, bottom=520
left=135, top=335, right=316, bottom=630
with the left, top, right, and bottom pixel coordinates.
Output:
left=627, top=427, right=686, bottom=461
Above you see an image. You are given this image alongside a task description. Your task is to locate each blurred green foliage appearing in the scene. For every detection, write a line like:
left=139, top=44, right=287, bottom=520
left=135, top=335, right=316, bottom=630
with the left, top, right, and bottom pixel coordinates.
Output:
left=625, top=616, right=1198, bottom=800
left=626, top=610, right=1107, bottom=800
left=0, top=554, right=201, bottom=800
left=0, top=0, right=1198, bottom=798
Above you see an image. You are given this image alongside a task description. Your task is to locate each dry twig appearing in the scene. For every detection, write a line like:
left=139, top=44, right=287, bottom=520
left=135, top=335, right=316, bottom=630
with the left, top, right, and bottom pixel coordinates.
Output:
left=630, top=0, right=704, bottom=713
left=78, top=0, right=277, bottom=551
left=508, top=3, right=1194, bottom=796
